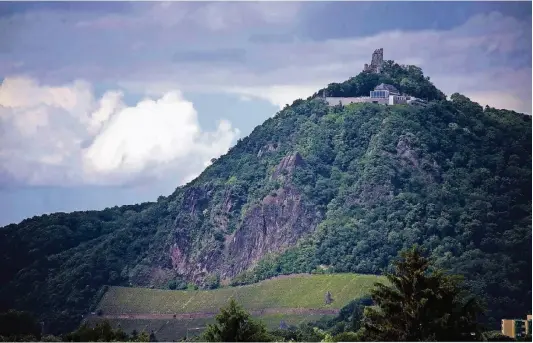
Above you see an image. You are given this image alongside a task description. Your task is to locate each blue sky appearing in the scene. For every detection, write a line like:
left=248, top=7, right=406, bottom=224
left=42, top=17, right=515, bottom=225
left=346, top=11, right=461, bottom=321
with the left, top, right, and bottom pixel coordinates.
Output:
left=0, top=1, right=531, bottom=226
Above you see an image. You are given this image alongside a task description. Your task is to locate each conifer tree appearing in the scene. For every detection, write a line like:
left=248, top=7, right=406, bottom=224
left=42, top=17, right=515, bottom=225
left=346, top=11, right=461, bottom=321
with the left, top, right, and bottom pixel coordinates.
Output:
left=202, top=299, right=271, bottom=342
left=361, top=245, right=483, bottom=341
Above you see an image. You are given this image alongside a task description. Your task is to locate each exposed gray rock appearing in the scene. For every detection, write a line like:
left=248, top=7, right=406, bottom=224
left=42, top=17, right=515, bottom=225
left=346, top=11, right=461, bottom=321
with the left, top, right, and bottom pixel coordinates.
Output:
left=396, top=133, right=441, bottom=182
left=257, top=143, right=279, bottom=158
left=147, top=151, right=317, bottom=285
left=222, top=185, right=319, bottom=278
left=271, top=152, right=304, bottom=180
left=396, top=134, right=420, bottom=168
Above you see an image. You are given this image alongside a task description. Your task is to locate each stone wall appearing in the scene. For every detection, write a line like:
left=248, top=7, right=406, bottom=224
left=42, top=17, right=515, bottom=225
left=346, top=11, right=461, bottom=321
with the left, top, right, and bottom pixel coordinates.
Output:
left=325, top=97, right=387, bottom=106
left=389, top=95, right=408, bottom=105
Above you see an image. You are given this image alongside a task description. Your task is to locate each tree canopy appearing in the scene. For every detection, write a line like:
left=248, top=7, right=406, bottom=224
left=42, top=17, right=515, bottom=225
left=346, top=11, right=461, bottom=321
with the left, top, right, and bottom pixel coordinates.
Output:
left=361, top=246, right=483, bottom=341
left=201, top=299, right=271, bottom=342
left=312, top=60, right=446, bottom=101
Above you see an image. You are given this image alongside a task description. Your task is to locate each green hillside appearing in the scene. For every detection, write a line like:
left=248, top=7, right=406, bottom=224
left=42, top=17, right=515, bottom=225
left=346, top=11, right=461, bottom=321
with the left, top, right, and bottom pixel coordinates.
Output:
left=97, top=274, right=381, bottom=315
left=0, top=61, right=530, bottom=334
left=312, top=61, right=446, bottom=101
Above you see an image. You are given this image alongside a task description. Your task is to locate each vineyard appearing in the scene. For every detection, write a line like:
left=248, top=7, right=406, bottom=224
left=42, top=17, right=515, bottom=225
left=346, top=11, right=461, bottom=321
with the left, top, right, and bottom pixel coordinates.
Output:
left=90, top=273, right=382, bottom=339
left=96, top=273, right=382, bottom=315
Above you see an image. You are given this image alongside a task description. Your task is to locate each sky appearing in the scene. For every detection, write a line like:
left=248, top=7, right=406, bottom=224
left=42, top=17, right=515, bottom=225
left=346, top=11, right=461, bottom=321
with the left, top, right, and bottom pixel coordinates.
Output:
left=0, top=1, right=531, bottom=226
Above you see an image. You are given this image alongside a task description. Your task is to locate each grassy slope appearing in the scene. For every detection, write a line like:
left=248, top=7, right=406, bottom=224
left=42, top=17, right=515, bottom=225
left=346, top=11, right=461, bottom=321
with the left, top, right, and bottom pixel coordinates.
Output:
left=97, top=274, right=382, bottom=315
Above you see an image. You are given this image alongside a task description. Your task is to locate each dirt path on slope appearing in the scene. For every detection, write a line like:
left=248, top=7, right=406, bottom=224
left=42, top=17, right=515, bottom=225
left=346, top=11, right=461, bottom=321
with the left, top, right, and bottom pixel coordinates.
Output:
left=98, top=308, right=339, bottom=320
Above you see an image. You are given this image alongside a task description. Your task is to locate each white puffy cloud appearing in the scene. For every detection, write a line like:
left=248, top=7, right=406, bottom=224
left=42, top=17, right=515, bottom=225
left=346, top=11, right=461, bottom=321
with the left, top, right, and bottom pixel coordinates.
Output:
left=0, top=76, right=239, bottom=186
left=0, top=77, right=92, bottom=112
left=88, top=90, right=123, bottom=134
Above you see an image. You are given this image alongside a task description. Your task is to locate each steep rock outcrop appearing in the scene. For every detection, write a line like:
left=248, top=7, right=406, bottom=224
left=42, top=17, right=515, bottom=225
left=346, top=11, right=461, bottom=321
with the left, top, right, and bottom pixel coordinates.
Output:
left=222, top=185, right=318, bottom=278
left=158, top=152, right=317, bottom=283
left=257, top=143, right=279, bottom=158
left=395, top=133, right=441, bottom=183
left=271, top=152, right=304, bottom=180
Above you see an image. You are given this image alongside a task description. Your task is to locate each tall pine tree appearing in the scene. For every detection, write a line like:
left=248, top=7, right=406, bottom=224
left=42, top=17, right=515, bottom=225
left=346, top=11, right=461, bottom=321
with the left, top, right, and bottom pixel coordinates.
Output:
left=202, top=299, right=271, bottom=342
left=361, top=245, right=483, bottom=341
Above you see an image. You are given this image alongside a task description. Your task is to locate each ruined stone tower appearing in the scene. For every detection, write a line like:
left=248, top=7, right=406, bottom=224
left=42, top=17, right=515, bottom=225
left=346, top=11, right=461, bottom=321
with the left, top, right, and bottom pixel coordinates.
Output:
left=363, top=48, right=384, bottom=73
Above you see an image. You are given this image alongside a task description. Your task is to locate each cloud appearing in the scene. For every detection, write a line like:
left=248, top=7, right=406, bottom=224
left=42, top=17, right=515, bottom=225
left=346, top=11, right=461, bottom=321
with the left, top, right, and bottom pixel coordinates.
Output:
left=91, top=10, right=528, bottom=114
left=228, top=85, right=323, bottom=110
left=467, top=91, right=526, bottom=112
left=4, top=4, right=529, bottom=96
left=0, top=5, right=531, bottom=190
left=0, top=76, right=239, bottom=187
left=172, top=48, right=246, bottom=64
left=74, top=2, right=302, bottom=32
left=82, top=91, right=238, bottom=183
left=248, top=33, right=296, bottom=44
left=433, top=66, right=531, bottom=114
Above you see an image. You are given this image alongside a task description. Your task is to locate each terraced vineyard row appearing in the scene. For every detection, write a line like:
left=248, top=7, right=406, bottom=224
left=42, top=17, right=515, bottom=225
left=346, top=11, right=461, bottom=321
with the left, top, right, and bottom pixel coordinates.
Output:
left=97, top=273, right=382, bottom=315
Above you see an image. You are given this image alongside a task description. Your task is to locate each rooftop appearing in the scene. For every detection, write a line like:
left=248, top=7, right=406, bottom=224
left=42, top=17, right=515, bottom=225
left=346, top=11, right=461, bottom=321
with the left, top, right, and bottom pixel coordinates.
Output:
left=374, top=83, right=399, bottom=94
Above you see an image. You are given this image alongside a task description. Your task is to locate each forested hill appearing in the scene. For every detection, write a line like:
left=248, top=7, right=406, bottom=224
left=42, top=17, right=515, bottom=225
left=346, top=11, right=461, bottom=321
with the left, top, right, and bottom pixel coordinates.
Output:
left=0, top=63, right=531, bottom=334
left=311, top=60, right=447, bottom=101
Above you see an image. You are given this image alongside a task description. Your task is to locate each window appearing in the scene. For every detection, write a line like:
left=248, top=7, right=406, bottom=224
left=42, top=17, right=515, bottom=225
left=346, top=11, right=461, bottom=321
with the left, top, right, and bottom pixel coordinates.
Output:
left=374, top=90, right=388, bottom=98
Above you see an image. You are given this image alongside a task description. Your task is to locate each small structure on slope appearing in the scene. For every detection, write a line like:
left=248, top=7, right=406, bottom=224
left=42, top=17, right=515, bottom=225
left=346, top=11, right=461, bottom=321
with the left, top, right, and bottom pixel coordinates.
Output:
left=325, top=291, right=333, bottom=305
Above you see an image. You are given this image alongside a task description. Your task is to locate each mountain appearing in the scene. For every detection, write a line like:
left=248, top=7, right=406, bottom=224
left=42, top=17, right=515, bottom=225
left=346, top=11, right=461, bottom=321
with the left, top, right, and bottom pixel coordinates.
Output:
left=0, top=60, right=531, bottom=334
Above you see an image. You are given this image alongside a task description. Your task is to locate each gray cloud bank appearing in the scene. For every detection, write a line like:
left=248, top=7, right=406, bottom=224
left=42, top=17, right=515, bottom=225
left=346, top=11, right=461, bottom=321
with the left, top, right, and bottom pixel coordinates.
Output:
left=1, top=2, right=531, bottom=189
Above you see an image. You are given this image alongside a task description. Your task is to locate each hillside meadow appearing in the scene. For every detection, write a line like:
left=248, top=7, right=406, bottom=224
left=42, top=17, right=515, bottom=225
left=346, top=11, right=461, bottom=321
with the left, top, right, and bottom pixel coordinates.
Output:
left=96, top=273, right=382, bottom=315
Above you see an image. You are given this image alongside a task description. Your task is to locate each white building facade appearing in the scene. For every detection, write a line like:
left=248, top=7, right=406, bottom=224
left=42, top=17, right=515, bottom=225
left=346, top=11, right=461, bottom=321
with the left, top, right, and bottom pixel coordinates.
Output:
left=324, top=83, right=425, bottom=107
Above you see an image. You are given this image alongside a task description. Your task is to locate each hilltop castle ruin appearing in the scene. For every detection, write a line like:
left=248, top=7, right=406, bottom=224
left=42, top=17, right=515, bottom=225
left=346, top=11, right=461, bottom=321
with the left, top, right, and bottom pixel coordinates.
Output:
left=363, top=48, right=384, bottom=73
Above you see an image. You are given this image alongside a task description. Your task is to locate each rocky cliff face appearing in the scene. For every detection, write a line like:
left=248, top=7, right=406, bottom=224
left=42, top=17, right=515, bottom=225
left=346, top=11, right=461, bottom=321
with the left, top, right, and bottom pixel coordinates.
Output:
left=137, top=151, right=319, bottom=287
left=142, top=130, right=444, bottom=287
left=271, top=152, right=304, bottom=180
left=223, top=183, right=319, bottom=278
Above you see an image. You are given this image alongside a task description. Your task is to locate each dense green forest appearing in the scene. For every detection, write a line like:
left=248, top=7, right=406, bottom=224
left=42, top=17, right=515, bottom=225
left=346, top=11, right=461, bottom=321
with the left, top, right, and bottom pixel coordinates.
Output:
left=0, top=61, right=530, bottom=334
left=233, top=95, right=532, bottom=326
